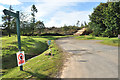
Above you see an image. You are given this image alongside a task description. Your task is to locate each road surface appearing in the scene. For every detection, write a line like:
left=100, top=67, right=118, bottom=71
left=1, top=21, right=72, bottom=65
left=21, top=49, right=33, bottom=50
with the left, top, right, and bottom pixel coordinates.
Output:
left=56, top=37, right=118, bottom=78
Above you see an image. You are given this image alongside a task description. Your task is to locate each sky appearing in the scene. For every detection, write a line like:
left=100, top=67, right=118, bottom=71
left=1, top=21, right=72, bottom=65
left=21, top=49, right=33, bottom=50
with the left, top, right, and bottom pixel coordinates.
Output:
left=0, top=0, right=107, bottom=27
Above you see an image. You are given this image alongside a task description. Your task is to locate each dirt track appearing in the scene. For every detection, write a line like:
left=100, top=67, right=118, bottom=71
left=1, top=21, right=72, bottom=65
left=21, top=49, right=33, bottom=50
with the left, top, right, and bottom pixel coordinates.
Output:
left=56, top=37, right=118, bottom=78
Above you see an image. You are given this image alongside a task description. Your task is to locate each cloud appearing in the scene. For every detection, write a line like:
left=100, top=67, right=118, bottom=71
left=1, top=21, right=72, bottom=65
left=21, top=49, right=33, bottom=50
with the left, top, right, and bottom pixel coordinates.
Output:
left=24, top=1, right=76, bottom=18
left=0, top=5, right=6, bottom=18
left=45, top=11, right=92, bottom=27
left=19, top=0, right=107, bottom=2
left=41, top=0, right=107, bottom=2
left=0, top=5, right=6, bottom=11
left=23, top=0, right=94, bottom=27
left=0, top=0, right=21, bottom=5
left=21, top=0, right=102, bottom=27
left=0, top=5, right=7, bottom=24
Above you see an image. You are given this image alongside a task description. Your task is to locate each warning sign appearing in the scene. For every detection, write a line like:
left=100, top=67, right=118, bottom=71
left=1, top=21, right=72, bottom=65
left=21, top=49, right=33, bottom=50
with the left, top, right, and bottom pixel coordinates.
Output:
left=16, top=51, right=25, bottom=66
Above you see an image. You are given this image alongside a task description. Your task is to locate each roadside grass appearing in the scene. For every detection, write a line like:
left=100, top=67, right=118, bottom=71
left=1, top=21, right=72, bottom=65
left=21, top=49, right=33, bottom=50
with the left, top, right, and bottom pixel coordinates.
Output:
left=2, top=36, right=48, bottom=71
left=2, top=40, right=64, bottom=78
left=75, top=35, right=119, bottom=46
left=1, top=35, right=66, bottom=78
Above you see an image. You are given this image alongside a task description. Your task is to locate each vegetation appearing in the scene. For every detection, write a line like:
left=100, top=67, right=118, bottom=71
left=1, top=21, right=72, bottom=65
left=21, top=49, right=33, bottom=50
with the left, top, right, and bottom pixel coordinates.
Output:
left=61, top=24, right=81, bottom=35
left=75, top=35, right=119, bottom=46
left=1, top=5, right=45, bottom=36
left=31, top=4, right=38, bottom=35
left=2, top=36, right=48, bottom=74
left=1, top=1, right=120, bottom=79
left=1, top=2, right=120, bottom=37
left=1, top=35, right=66, bottom=78
left=2, top=5, right=16, bottom=37
left=35, top=21, right=45, bottom=35
left=89, top=2, right=120, bottom=37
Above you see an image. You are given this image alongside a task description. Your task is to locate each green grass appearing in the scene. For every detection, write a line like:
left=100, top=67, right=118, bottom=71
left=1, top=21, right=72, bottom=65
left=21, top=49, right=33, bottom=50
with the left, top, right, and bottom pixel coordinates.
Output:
left=75, top=35, right=119, bottom=46
left=2, top=36, right=48, bottom=70
left=1, top=35, right=66, bottom=78
left=2, top=40, right=64, bottom=79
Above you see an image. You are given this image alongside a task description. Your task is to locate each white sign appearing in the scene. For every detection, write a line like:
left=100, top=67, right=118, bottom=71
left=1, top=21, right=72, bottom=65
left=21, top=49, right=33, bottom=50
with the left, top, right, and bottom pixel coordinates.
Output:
left=16, top=51, right=25, bottom=66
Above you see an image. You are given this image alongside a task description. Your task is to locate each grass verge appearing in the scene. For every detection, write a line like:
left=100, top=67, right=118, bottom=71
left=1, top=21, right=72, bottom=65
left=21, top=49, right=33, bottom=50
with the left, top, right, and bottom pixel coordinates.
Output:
left=1, top=35, right=66, bottom=78
left=2, top=36, right=48, bottom=72
left=2, top=40, right=64, bottom=79
left=75, top=35, right=119, bottom=46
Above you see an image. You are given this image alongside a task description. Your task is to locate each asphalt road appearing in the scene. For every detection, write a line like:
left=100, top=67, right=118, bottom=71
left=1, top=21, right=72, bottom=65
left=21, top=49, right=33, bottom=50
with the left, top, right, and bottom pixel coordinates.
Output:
left=56, top=37, right=118, bottom=78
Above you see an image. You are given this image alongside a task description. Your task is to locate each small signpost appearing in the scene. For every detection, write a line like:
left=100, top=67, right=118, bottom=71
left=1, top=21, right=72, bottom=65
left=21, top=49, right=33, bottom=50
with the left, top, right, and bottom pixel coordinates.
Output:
left=48, top=40, right=51, bottom=46
left=16, top=51, right=25, bottom=66
left=3, top=9, right=23, bottom=71
left=48, top=40, right=52, bottom=56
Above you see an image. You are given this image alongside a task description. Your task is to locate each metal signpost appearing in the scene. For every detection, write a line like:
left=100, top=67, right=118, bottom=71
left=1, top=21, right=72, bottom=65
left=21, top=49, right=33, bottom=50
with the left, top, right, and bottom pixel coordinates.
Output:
left=3, top=9, right=23, bottom=71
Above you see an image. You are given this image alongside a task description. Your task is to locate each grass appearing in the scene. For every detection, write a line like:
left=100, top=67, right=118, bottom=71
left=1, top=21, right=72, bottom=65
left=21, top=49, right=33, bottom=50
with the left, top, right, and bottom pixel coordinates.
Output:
left=1, top=35, right=66, bottom=78
left=2, top=36, right=48, bottom=71
left=75, top=35, right=119, bottom=46
left=2, top=40, right=64, bottom=79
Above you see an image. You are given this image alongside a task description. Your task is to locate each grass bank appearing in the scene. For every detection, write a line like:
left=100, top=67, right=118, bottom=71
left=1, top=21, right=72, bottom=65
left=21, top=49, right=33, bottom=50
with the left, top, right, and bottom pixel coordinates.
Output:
left=2, top=36, right=48, bottom=72
left=75, top=35, right=119, bottom=46
left=1, top=35, right=66, bottom=78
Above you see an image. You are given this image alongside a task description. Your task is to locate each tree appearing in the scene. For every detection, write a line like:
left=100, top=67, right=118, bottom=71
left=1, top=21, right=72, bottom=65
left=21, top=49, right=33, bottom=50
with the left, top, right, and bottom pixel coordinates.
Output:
left=84, top=21, right=87, bottom=26
left=89, top=2, right=120, bottom=37
left=102, top=2, right=120, bottom=37
left=20, top=12, right=30, bottom=35
left=81, top=23, right=84, bottom=27
left=2, top=5, right=15, bottom=37
left=31, top=4, right=38, bottom=19
left=61, top=24, right=69, bottom=34
left=35, top=21, right=45, bottom=35
left=89, top=3, right=108, bottom=36
left=88, top=22, right=102, bottom=36
left=76, top=20, right=80, bottom=27
left=31, top=4, right=38, bottom=35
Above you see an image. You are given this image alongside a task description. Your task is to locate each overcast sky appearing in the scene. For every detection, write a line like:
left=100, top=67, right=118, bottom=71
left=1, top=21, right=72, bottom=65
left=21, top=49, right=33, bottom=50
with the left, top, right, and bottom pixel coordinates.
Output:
left=0, top=0, right=107, bottom=27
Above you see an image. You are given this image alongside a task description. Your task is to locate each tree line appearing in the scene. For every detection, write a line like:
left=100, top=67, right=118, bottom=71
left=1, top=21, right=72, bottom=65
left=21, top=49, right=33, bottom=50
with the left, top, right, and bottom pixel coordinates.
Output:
left=1, top=4, right=45, bottom=37
left=51, top=2, right=120, bottom=37
left=1, top=2, right=120, bottom=37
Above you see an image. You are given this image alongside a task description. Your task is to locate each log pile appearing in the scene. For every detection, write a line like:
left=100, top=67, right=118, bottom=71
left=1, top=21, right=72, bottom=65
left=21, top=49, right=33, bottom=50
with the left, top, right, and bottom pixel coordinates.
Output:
left=74, top=28, right=87, bottom=36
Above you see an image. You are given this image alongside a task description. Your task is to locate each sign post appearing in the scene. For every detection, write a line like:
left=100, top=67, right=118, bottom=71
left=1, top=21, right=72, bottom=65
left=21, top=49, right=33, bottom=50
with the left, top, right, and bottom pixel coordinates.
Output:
left=48, top=40, right=52, bottom=56
left=3, top=9, right=23, bottom=71
left=48, top=40, right=51, bottom=46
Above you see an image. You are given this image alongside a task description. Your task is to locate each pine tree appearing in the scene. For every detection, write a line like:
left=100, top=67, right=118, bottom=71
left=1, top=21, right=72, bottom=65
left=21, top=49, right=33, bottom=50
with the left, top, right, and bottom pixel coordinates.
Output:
left=2, top=5, right=15, bottom=37
left=31, top=4, right=38, bottom=35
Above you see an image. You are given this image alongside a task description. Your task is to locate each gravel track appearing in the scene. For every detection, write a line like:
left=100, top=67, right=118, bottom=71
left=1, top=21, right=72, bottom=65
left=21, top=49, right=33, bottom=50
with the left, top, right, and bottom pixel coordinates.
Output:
left=56, top=37, right=118, bottom=78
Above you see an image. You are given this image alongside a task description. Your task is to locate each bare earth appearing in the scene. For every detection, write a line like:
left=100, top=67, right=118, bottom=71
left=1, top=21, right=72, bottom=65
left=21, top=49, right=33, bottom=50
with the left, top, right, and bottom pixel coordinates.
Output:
left=56, top=37, right=118, bottom=78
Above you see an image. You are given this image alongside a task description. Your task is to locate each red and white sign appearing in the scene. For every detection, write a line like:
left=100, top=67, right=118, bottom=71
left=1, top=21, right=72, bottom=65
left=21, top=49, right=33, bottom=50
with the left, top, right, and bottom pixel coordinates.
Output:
left=16, top=51, right=25, bottom=66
